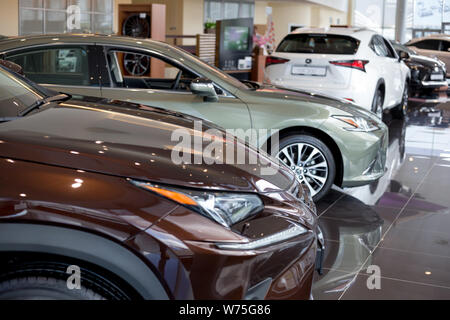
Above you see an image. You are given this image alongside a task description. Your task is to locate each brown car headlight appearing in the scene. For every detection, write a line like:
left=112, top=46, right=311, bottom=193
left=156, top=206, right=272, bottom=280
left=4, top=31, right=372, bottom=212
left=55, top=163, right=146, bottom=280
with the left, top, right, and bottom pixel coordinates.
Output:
left=130, top=179, right=264, bottom=228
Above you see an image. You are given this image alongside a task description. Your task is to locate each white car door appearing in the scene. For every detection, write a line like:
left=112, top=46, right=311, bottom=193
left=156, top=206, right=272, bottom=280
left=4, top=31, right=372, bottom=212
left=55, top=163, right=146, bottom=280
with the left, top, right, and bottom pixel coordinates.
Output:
left=372, top=35, right=402, bottom=108
left=381, top=36, right=403, bottom=106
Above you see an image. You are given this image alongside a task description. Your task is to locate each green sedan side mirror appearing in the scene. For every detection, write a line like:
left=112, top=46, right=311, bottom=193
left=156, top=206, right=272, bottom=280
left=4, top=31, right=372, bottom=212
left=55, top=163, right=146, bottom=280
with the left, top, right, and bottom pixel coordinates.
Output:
left=190, top=78, right=219, bottom=102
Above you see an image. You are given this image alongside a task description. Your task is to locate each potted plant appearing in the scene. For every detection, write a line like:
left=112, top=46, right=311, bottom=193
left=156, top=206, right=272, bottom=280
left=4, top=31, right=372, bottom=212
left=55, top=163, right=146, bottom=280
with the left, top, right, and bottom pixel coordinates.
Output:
left=253, top=33, right=269, bottom=55
left=204, top=21, right=216, bottom=34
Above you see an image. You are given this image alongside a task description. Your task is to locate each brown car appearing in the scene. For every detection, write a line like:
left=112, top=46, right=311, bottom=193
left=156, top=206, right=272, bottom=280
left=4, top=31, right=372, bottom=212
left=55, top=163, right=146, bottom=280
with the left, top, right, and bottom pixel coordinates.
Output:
left=406, top=35, right=450, bottom=78
left=0, top=65, right=319, bottom=300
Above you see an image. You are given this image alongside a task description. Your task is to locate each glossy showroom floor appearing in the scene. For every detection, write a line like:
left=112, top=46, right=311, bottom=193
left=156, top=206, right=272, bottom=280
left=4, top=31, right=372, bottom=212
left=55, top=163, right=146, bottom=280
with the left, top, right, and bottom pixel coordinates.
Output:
left=312, top=92, right=450, bottom=299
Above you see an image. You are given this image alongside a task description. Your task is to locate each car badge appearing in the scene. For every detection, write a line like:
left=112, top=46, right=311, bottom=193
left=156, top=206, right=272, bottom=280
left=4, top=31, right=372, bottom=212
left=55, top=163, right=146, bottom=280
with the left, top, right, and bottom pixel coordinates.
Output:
left=305, top=58, right=312, bottom=64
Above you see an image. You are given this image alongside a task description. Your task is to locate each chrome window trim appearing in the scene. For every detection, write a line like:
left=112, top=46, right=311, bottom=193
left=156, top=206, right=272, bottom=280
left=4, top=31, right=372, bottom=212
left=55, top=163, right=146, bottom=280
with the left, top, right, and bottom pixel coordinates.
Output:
left=42, top=80, right=233, bottom=100
left=100, top=86, right=195, bottom=95
left=0, top=42, right=98, bottom=56
left=40, top=84, right=100, bottom=90
left=2, top=42, right=236, bottom=98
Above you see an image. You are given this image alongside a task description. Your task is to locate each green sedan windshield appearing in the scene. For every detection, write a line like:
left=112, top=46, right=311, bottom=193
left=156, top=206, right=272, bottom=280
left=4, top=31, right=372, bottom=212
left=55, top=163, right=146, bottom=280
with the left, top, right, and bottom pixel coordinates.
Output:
left=0, top=67, right=43, bottom=116
left=169, top=45, right=250, bottom=91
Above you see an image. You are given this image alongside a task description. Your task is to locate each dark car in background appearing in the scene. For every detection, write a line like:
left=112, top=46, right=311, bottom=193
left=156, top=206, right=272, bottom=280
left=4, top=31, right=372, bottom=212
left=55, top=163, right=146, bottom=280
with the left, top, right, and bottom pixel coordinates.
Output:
left=0, top=65, right=319, bottom=300
left=390, top=40, right=447, bottom=95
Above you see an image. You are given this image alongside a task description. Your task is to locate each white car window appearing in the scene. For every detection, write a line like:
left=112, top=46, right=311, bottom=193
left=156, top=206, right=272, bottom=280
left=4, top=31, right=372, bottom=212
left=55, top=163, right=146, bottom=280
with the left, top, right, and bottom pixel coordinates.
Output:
left=277, top=34, right=359, bottom=54
left=382, top=37, right=397, bottom=58
left=370, top=36, right=389, bottom=57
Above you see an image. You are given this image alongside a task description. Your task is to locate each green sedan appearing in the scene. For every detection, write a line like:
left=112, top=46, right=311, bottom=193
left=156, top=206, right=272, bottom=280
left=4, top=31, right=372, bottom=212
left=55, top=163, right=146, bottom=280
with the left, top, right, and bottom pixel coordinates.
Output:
left=0, top=34, right=388, bottom=200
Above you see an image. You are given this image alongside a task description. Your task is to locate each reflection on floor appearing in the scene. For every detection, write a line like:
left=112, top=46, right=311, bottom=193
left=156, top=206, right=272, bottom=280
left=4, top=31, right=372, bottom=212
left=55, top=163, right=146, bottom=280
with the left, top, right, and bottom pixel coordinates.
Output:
left=312, top=91, right=450, bottom=300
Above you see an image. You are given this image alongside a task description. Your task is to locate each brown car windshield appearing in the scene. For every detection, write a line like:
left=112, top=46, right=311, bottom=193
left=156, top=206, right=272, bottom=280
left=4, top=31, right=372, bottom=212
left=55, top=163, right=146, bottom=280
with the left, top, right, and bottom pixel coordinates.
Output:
left=0, top=67, right=44, bottom=118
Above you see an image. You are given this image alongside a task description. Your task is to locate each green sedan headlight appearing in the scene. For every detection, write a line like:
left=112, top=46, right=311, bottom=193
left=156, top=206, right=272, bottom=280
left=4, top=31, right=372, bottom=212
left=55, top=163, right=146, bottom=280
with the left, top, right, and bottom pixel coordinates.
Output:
left=332, top=115, right=380, bottom=132
left=130, top=179, right=264, bottom=228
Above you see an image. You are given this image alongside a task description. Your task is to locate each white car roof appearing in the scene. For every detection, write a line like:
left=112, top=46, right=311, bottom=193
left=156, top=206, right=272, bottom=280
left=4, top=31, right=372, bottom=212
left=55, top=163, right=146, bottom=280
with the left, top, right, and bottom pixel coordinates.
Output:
left=290, top=27, right=377, bottom=41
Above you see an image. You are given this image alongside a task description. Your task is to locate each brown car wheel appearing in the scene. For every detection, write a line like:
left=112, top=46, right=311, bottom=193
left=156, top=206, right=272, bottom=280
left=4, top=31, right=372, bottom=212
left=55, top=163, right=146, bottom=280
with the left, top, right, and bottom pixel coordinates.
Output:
left=0, top=261, right=132, bottom=300
left=0, top=276, right=105, bottom=300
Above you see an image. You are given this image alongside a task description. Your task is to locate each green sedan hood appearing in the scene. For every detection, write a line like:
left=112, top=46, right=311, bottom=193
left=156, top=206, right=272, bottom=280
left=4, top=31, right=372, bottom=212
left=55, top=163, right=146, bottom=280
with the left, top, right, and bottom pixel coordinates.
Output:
left=246, top=85, right=379, bottom=121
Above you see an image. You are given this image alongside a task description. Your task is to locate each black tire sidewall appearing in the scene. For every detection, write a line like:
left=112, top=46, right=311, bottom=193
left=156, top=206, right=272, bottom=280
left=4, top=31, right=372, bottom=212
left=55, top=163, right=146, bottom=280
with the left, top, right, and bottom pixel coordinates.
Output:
left=0, top=276, right=105, bottom=300
left=277, top=134, right=336, bottom=202
left=0, top=260, right=131, bottom=300
left=393, top=84, right=409, bottom=119
left=371, top=87, right=383, bottom=117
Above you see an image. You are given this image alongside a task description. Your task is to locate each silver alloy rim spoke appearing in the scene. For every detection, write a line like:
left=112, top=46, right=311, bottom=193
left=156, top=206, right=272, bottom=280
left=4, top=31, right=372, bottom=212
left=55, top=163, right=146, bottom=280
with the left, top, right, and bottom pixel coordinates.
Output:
left=282, top=149, right=295, bottom=166
left=307, top=161, right=327, bottom=169
left=276, top=142, right=328, bottom=197
left=304, top=148, right=319, bottom=164
left=302, top=178, right=316, bottom=196
left=297, top=143, right=305, bottom=164
left=306, top=173, right=326, bottom=184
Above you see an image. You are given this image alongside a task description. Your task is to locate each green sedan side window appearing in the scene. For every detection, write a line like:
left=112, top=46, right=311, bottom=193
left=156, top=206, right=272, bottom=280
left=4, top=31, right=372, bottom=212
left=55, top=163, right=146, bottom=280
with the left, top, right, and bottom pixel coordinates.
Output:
left=106, top=49, right=197, bottom=92
left=6, top=46, right=95, bottom=86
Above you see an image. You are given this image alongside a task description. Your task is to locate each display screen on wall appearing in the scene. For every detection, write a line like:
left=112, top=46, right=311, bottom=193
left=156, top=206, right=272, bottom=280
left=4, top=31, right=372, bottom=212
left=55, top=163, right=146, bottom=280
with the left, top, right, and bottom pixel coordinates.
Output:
left=223, top=26, right=249, bottom=51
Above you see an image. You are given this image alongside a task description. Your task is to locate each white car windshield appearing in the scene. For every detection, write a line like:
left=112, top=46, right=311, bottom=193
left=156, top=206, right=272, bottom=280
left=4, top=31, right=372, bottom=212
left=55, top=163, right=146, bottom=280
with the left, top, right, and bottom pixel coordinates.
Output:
left=277, top=34, right=360, bottom=55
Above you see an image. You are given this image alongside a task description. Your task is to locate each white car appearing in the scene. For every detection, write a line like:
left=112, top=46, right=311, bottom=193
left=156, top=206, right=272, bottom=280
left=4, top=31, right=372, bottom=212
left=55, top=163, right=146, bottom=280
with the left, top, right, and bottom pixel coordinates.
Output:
left=265, top=27, right=410, bottom=118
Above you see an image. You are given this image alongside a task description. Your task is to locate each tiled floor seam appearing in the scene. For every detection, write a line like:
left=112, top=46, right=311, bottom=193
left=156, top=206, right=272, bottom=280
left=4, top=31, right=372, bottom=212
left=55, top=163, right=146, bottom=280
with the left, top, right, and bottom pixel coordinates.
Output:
left=337, top=161, right=438, bottom=300
left=319, top=267, right=450, bottom=291
left=357, top=273, right=450, bottom=291
left=317, top=193, right=345, bottom=218
left=374, top=244, right=450, bottom=259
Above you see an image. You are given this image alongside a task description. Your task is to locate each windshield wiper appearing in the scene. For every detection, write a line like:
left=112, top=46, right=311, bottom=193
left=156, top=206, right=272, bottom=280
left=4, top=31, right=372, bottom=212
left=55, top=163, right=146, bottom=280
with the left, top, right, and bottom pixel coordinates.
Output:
left=19, top=93, right=70, bottom=117
left=241, top=80, right=260, bottom=90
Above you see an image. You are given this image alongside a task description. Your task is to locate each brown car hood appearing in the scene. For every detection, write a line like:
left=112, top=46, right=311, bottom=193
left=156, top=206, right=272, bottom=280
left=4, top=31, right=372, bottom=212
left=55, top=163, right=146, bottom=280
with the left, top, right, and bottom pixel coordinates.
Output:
left=0, top=98, right=294, bottom=193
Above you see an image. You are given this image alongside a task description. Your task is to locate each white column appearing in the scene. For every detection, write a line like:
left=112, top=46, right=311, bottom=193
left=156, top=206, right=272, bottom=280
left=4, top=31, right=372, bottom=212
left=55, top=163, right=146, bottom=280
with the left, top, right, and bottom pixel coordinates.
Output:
left=395, top=0, right=407, bottom=43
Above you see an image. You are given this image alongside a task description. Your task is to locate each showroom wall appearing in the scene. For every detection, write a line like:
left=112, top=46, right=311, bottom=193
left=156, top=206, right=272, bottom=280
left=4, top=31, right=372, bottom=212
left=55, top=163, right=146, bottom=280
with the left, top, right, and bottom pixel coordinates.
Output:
left=114, top=0, right=132, bottom=33
left=119, top=0, right=204, bottom=45
left=1, top=0, right=19, bottom=36
left=182, top=0, right=204, bottom=45
left=254, top=1, right=348, bottom=46
left=0, top=0, right=126, bottom=36
left=131, top=0, right=186, bottom=43
left=0, top=0, right=346, bottom=44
